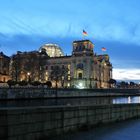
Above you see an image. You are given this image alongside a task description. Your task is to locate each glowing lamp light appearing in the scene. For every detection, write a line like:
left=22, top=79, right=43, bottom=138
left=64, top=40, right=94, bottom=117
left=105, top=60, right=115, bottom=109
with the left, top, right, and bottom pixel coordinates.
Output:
left=76, top=82, right=84, bottom=89
left=79, top=82, right=83, bottom=87
left=27, top=72, right=30, bottom=76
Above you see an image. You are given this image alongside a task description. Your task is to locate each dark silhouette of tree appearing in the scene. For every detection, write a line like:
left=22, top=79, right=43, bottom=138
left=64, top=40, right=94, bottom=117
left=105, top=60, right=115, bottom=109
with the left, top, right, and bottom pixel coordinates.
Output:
left=18, top=80, right=28, bottom=86
left=7, top=80, right=16, bottom=88
left=50, top=65, right=68, bottom=88
left=38, top=51, right=49, bottom=82
left=10, top=51, right=49, bottom=83
left=130, top=81, right=135, bottom=86
left=129, top=81, right=137, bottom=88
left=109, top=78, right=116, bottom=88
left=46, top=81, right=52, bottom=88
left=120, top=81, right=128, bottom=88
left=31, top=81, right=41, bottom=86
left=10, top=53, right=21, bottom=82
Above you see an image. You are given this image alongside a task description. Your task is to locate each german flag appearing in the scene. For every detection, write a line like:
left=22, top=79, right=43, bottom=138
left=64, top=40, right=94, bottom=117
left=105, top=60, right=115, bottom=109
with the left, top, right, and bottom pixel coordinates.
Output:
left=83, top=30, right=88, bottom=36
left=101, top=47, right=106, bottom=51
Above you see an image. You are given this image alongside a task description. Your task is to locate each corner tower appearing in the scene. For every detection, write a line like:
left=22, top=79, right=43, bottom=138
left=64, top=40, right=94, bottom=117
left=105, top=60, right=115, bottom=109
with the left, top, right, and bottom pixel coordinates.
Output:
left=72, top=40, right=94, bottom=56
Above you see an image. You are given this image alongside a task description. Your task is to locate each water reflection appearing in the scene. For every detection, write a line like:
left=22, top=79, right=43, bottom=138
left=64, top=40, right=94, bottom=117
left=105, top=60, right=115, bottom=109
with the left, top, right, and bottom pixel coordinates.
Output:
left=1, top=96, right=140, bottom=107
left=113, top=96, right=140, bottom=104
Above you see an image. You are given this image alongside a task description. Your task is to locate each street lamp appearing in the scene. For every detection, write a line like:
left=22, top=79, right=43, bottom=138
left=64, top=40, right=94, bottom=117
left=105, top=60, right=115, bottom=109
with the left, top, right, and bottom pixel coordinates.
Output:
left=27, top=72, right=31, bottom=82
left=62, top=76, right=64, bottom=88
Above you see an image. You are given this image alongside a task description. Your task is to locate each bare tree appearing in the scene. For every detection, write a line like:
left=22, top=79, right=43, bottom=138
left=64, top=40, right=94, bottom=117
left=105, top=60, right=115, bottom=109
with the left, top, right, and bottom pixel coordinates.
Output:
left=50, top=65, right=68, bottom=88
left=10, top=53, right=21, bottom=82
left=50, top=65, right=68, bottom=98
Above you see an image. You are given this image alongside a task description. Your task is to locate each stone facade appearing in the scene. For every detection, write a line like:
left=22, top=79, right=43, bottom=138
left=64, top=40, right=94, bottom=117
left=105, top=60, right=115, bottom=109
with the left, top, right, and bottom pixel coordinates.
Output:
left=4, top=39, right=112, bottom=88
left=10, top=50, right=48, bottom=82
left=46, top=40, right=112, bottom=88
left=0, top=52, right=10, bottom=82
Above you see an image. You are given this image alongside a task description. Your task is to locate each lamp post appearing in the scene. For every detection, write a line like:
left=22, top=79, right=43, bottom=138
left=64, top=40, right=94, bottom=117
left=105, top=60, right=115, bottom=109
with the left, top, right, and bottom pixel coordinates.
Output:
left=27, top=72, right=31, bottom=83
left=62, top=76, right=64, bottom=88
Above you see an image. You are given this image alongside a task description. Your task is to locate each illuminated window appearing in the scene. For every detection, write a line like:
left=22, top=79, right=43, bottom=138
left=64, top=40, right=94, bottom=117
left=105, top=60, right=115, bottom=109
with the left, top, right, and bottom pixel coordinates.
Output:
left=68, top=76, right=70, bottom=80
left=68, top=64, right=70, bottom=69
left=3, top=77, right=5, bottom=82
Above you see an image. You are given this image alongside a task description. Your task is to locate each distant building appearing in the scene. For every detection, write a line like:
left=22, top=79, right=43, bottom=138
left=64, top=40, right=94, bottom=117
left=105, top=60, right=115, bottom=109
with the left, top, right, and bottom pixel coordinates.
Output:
left=0, top=52, right=10, bottom=82
left=10, top=50, right=48, bottom=82
left=9, top=39, right=112, bottom=88
left=45, top=40, right=112, bottom=88
left=39, top=44, right=64, bottom=57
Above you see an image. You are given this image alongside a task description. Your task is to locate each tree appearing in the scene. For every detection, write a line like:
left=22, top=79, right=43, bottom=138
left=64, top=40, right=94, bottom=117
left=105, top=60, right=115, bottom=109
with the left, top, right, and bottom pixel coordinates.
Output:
left=38, top=51, right=48, bottom=82
left=10, top=51, right=49, bottom=83
left=31, top=81, right=41, bottom=86
left=45, top=81, right=52, bottom=88
left=109, top=78, right=116, bottom=88
left=10, top=53, right=21, bottom=82
left=18, top=80, right=28, bottom=86
left=130, top=81, right=135, bottom=86
left=50, top=65, right=68, bottom=88
left=7, top=80, right=16, bottom=88
left=120, top=81, right=128, bottom=88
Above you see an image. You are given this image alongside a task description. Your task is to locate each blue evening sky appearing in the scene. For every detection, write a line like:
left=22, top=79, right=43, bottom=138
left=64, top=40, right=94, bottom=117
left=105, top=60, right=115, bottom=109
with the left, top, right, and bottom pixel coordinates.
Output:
left=0, top=0, right=140, bottom=81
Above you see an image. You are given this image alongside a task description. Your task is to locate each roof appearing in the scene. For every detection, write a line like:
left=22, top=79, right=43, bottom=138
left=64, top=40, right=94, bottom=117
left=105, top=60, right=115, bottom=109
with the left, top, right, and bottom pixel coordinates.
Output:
left=0, top=52, right=10, bottom=59
left=73, top=40, right=93, bottom=44
left=48, top=55, right=71, bottom=60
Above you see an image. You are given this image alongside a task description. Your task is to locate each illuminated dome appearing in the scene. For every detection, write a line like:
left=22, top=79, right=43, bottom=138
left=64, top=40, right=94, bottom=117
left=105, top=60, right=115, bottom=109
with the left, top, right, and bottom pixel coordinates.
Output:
left=39, top=44, right=64, bottom=57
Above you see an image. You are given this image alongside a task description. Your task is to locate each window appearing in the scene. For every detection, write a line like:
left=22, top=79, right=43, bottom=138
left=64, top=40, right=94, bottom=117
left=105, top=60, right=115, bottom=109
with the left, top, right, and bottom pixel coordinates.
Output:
left=68, top=64, right=70, bottom=69
left=3, top=77, right=5, bottom=82
left=77, top=63, right=84, bottom=69
left=68, top=76, right=71, bottom=80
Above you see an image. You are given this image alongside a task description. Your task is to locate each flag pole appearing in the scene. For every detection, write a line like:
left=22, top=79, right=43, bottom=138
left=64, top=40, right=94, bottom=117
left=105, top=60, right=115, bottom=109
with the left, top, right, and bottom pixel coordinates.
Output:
left=82, top=30, right=88, bottom=40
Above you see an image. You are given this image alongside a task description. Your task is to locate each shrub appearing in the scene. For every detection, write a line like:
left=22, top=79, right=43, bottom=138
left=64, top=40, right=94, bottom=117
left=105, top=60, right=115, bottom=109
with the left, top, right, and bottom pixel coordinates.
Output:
left=18, top=80, right=28, bottom=86
left=45, top=81, right=52, bottom=88
left=31, top=81, right=41, bottom=86
left=7, top=80, right=17, bottom=87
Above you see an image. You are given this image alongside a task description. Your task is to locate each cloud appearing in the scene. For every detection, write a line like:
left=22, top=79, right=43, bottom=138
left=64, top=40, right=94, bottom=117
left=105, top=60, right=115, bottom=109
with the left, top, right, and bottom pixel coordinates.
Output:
left=1, top=32, right=140, bottom=69
left=1, top=0, right=140, bottom=48
left=0, top=33, right=76, bottom=56
left=113, top=69, right=140, bottom=80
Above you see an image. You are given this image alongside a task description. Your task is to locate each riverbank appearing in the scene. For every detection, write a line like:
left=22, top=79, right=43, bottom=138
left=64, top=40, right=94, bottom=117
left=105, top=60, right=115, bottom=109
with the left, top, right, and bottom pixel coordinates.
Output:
left=0, top=88, right=140, bottom=100
left=0, top=104, right=140, bottom=140
left=49, top=118, right=140, bottom=140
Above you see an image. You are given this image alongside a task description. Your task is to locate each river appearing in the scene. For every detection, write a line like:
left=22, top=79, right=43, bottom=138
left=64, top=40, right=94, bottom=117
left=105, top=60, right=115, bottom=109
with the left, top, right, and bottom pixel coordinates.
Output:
left=0, top=96, right=140, bottom=107
left=50, top=119, right=140, bottom=140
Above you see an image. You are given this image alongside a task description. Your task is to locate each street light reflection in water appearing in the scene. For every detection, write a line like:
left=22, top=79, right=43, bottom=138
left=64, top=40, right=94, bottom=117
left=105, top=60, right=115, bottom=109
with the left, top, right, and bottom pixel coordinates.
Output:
left=113, top=96, right=140, bottom=104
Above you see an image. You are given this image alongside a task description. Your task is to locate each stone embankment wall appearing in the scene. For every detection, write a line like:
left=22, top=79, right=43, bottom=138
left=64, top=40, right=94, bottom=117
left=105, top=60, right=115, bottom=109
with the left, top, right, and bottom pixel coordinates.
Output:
left=0, top=88, right=140, bottom=99
left=0, top=104, right=140, bottom=140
